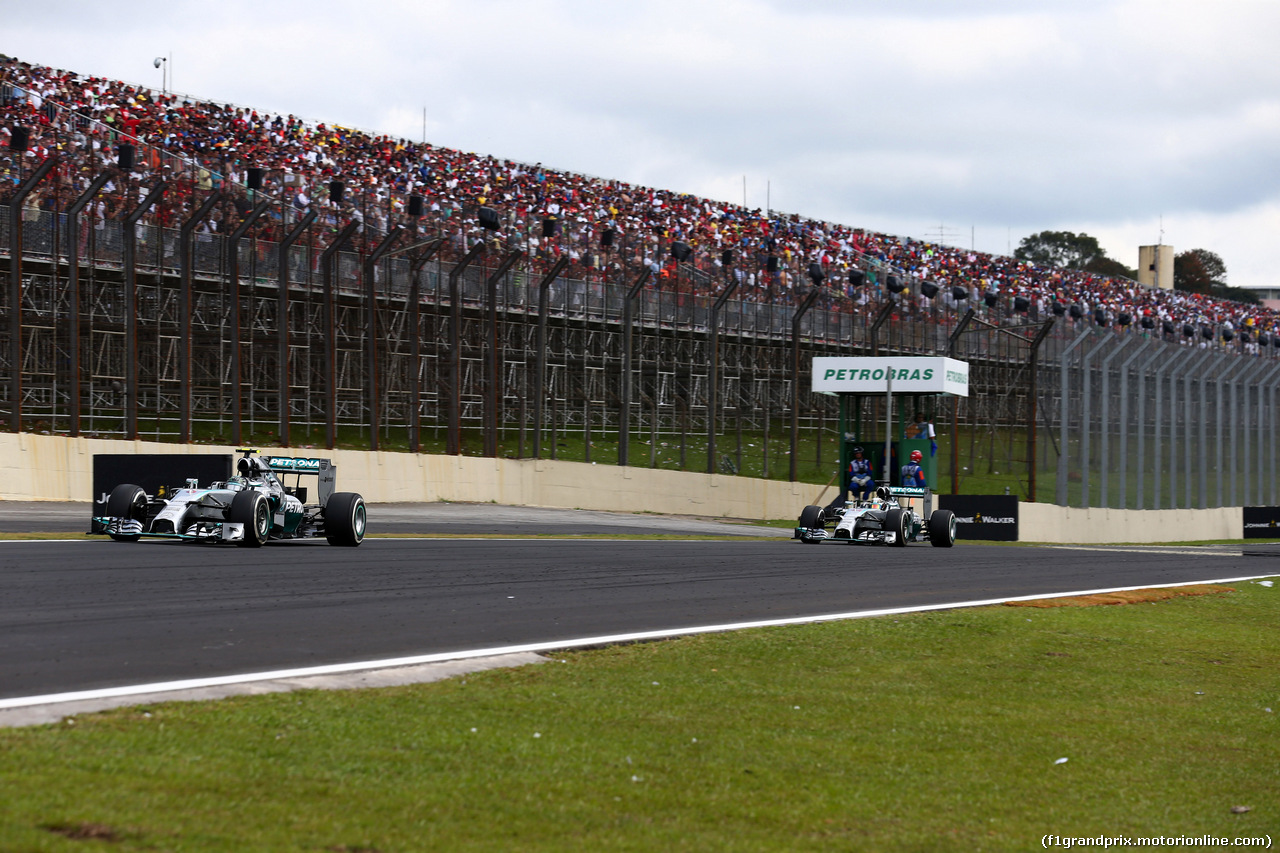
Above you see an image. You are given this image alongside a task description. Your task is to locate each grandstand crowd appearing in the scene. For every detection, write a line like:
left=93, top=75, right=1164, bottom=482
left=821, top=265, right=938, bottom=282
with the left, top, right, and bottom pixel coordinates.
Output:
left=1, top=53, right=1277, bottom=350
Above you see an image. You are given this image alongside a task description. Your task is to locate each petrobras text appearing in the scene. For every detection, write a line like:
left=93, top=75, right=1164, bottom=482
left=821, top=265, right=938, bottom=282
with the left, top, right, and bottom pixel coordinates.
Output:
left=811, top=356, right=969, bottom=396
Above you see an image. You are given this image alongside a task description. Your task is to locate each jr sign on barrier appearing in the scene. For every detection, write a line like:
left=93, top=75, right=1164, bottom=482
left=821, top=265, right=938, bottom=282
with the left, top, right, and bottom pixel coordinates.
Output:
left=811, top=356, right=970, bottom=397
left=92, top=454, right=232, bottom=532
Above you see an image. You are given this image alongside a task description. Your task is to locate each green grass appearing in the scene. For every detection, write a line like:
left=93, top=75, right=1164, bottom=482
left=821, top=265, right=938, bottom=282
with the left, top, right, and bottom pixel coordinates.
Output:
left=2, top=580, right=1277, bottom=851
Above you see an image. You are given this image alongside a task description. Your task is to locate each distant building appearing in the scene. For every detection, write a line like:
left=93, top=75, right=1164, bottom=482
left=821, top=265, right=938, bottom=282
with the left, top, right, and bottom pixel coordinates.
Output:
left=1138, top=244, right=1174, bottom=290
left=1240, top=285, right=1280, bottom=311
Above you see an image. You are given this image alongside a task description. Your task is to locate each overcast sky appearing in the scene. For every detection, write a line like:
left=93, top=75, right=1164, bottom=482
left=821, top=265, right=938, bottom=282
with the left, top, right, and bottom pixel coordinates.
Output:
left=8, top=0, right=1280, bottom=286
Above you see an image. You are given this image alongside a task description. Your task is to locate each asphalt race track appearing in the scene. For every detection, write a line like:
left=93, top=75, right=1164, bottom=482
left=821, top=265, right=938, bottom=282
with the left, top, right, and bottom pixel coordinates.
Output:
left=1, top=502, right=1276, bottom=703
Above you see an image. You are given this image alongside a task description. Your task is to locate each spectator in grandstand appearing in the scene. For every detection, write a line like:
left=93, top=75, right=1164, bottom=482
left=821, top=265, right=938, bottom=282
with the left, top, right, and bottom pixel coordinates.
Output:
left=3, top=50, right=1279, bottom=343
left=906, top=411, right=937, bottom=457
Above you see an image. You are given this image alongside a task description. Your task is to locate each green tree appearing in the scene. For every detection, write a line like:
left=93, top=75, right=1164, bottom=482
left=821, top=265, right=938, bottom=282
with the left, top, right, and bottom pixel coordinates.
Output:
left=1014, top=231, right=1132, bottom=277
left=1082, top=255, right=1137, bottom=279
left=1173, top=249, right=1227, bottom=294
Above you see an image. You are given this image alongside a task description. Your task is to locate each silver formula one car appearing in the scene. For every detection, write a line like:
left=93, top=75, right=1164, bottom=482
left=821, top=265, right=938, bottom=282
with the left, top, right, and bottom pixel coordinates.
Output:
left=94, top=449, right=366, bottom=547
left=794, top=486, right=956, bottom=547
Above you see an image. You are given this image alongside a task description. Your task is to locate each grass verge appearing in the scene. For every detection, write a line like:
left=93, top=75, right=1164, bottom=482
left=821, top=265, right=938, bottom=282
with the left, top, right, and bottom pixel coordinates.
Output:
left=1, top=580, right=1277, bottom=851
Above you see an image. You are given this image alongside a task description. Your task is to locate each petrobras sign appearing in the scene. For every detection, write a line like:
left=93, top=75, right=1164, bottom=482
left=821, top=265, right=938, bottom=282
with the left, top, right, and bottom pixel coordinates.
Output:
left=811, top=357, right=969, bottom=397
left=263, top=456, right=328, bottom=473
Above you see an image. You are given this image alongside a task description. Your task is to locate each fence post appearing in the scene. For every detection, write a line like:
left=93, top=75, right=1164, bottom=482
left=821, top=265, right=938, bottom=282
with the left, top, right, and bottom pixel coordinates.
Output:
left=64, top=172, right=112, bottom=437
left=177, top=192, right=223, bottom=443
left=948, top=308, right=975, bottom=496
left=447, top=240, right=487, bottom=455
left=319, top=221, right=361, bottom=449
left=1133, top=344, right=1166, bottom=509
left=619, top=269, right=651, bottom=467
left=708, top=271, right=739, bottom=474
left=225, top=198, right=270, bottom=447
left=1097, top=336, right=1131, bottom=508
left=7, top=154, right=60, bottom=433
left=1055, top=326, right=1092, bottom=506
left=1244, top=356, right=1274, bottom=504
left=1199, top=352, right=1215, bottom=508
left=790, top=287, right=823, bottom=482
left=1180, top=350, right=1213, bottom=508
left=1150, top=347, right=1195, bottom=510
left=1116, top=338, right=1152, bottom=509
left=276, top=210, right=317, bottom=447
left=1263, top=362, right=1280, bottom=506
left=363, top=225, right=404, bottom=451
left=484, top=250, right=523, bottom=457
left=531, top=256, right=569, bottom=459
left=1234, top=359, right=1270, bottom=506
left=1025, top=319, right=1054, bottom=502
left=407, top=239, right=445, bottom=454
left=1079, top=334, right=1100, bottom=508
left=869, top=299, right=895, bottom=357
left=1211, top=356, right=1248, bottom=507
left=123, top=181, right=169, bottom=441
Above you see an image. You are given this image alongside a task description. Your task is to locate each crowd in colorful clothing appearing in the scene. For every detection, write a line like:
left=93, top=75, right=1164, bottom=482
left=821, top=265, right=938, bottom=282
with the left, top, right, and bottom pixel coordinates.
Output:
left=1, top=53, right=1275, bottom=347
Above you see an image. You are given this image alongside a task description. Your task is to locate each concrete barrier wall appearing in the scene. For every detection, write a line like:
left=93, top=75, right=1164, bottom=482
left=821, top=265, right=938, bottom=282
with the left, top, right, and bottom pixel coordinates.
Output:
left=0, top=433, right=818, bottom=520
left=0, top=432, right=1252, bottom=540
left=1019, top=501, right=1242, bottom=544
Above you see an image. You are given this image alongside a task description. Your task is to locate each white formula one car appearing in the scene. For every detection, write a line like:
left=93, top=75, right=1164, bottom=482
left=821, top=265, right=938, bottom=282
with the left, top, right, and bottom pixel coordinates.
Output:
left=94, top=449, right=366, bottom=547
left=794, top=486, right=956, bottom=547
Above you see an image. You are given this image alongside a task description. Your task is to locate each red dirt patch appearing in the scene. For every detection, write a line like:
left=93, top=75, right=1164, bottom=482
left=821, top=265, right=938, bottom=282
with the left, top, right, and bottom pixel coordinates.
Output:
left=44, top=822, right=122, bottom=841
left=1006, top=585, right=1234, bottom=608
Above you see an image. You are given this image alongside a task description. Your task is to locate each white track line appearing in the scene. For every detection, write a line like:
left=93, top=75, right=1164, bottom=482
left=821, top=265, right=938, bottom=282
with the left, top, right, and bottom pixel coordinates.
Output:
left=2, top=571, right=1275, bottom=712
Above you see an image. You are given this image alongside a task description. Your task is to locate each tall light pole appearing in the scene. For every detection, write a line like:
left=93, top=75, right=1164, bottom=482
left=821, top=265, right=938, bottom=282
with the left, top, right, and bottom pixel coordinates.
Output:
left=153, top=56, right=168, bottom=94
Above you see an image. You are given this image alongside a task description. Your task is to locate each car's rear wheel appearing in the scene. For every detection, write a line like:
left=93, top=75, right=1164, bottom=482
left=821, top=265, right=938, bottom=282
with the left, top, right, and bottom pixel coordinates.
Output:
left=106, top=483, right=147, bottom=542
left=325, top=492, right=366, bottom=546
left=884, top=508, right=909, bottom=547
left=230, top=490, right=271, bottom=547
left=928, top=509, right=957, bottom=547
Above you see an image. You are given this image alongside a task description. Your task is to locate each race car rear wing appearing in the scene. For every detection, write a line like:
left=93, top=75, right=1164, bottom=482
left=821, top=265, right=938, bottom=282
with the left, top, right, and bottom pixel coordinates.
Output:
left=888, top=486, right=928, bottom=498
left=258, top=453, right=337, bottom=506
left=888, top=485, right=932, bottom=516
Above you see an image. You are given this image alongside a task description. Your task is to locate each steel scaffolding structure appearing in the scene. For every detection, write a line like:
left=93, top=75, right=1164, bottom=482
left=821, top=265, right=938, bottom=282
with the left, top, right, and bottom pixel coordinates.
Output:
left=4, top=169, right=1278, bottom=508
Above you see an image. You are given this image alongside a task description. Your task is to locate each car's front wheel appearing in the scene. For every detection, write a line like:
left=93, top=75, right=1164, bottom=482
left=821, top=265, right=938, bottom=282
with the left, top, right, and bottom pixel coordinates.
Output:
left=325, top=492, right=366, bottom=546
left=106, top=483, right=147, bottom=542
left=798, top=505, right=825, bottom=528
left=229, top=490, right=271, bottom=547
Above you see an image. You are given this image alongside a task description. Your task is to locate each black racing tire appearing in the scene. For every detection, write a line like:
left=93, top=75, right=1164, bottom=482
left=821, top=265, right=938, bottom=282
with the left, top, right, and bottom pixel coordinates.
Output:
left=229, top=490, right=271, bottom=547
left=325, top=492, right=366, bottom=547
left=928, top=509, right=957, bottom=548
left=884, top=508, right=909, bottom=547
left=798, top=505, right=825, bottom=530
left=106, top=483, right=147, bottom=542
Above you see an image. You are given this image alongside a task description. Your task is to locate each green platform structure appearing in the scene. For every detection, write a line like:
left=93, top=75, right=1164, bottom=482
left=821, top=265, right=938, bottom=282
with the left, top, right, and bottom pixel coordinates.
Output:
left=812, top=356, right=970, bottom=507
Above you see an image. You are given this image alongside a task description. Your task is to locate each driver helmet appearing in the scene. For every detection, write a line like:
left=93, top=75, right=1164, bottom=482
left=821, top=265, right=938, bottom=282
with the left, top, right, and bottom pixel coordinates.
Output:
left=910, top=450, right=923, bottom=463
